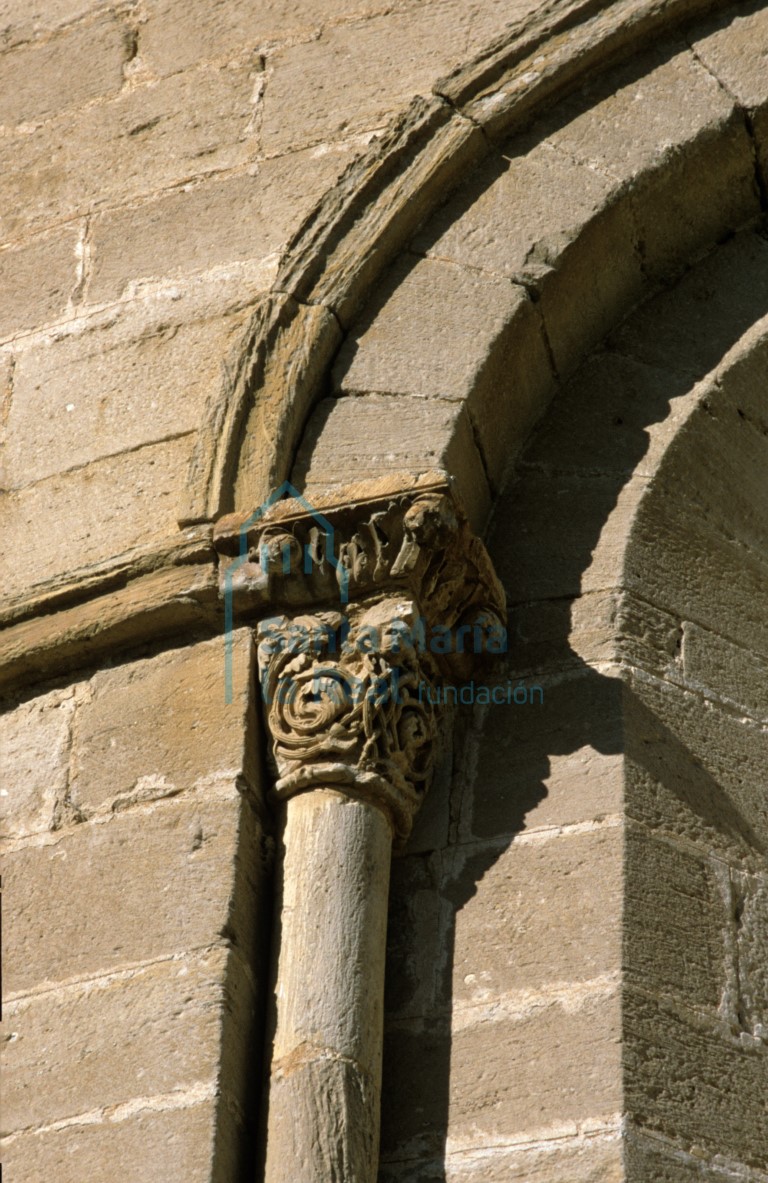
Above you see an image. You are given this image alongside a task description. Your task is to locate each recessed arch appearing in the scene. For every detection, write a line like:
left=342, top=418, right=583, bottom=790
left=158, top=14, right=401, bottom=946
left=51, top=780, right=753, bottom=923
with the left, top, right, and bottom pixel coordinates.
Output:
left=364, top=226, right=768, bottom=1179
left=185, top=0, right=767, bottom=528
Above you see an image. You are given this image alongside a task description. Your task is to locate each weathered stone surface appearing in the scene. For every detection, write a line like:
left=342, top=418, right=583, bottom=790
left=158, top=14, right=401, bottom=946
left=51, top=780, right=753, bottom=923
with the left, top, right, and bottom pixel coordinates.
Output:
left=3, top=310, right=250, bottom=489
left=0, top=15, right=127, bottom=128
left=278, top=96, right=488, bottom=330
left=143, top=0, right=540, bottom=81
left=229, top=299, right=343, bottom=518
left=3, top=5, right=768, bottom=1179
left=334, top=255, right=530, bottom=399
left=270, top=790, right=391, bottom=1077
left=518, top=350, right=693, bottom=479
left=260, top=0, right=539, bottom=155
left=491, top=467, right=645, bottom=603
left=436, top=1134, right=624, bottom=1182
left=3, top=947, right=230, bottom=1133
left=0, top=65, right=259, bottom=241
left=412, top=135, right=643, bottom=378
left=450, top=828, right=622, bottom=1008
left=625, top=827, right=726, bottom=1009
left=332, top=254, right=554, bottom=488
left=608, top=231, right=768, bottom=379
left=647, top=351, right=768, bottom=566
left=86, top=146, right=353, bottom=303
left=615, top=591, right=685, bottom=679
left=713, top=314, right=768, bottom=438
left=141, top=0, right=391, bottom=75
left=731, top=871, right=768, bottom=1043
left=624, top=989, right=768, bottom=1166
left=264, top=1057, right=379, bottom=1183
left=465, top=668, right=624, bottom=839
left=692, top=4, right=768, bottom=117
left=631, top=118, right=757, bottom=283
left=547, top=44, right=758, bottom=281
left=682, top=623, right=768, bottom=718
left=0, top=688, right=75, bottom=838
left=0, top=228, right=78, bottom=340
left=72, top=631, right=257, bottom=814
left=626, top=462, right=768, bottom=659
left=624, top=675, right=768, bottom=865
left=263, top=789, right=392, bottom=1182
left=693, top=2, right=768, bottom=184
left=533, top=198, right=643, bottom=378
left=294, top=394, right=492, bottom=530
left=0, top=1102, right=221, bottom=1183
left=3, top=435, right=193, bottom=604
left=448, top=992, right=622, bottom=1145
left=4, top=787, right=267, bottom=994
left=0, top=562, right=219, bottom=697
left=0, top=0, right=109, bottom=46
left=624, top=1127, right=760, bottom=1182
left=411, top=135, right=619, bottom=281
left=381, top=991, right=622, bottom=1162
left=481, top=588, right=621, bottom=678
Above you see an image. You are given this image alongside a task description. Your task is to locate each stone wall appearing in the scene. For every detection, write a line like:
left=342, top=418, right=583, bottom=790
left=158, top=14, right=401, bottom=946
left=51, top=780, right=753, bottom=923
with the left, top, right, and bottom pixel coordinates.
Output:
left=1, top=631, right=271, bottom=1180
left=2, top=0, right=768, bottom=1179
left=0, top=0, right=539, bottom=607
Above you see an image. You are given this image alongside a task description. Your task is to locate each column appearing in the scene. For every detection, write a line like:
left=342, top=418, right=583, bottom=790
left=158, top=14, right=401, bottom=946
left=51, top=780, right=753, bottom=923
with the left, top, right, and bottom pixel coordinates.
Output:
left=213, top=477, right=506, bottom=1182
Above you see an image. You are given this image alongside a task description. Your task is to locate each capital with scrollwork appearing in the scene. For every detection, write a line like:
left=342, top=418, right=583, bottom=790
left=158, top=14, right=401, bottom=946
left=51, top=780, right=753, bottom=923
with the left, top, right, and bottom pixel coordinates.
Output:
left=213, top=473, right=506, bottom=841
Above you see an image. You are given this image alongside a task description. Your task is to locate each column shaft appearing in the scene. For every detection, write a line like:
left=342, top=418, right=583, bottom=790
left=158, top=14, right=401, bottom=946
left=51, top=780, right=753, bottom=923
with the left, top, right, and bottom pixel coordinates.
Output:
left=264, top=788, right=392, bottom=1183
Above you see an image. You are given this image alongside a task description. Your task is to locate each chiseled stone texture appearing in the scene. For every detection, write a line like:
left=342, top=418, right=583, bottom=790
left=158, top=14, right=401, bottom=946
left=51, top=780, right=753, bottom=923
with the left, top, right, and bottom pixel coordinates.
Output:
left=379, top=1134, right=624, bottom=1183
left=3, top=631, right=264, bottom=995
left=259, top=0, right=540, bottom=155
left=71, top=632, right=258, bottom=814
left=0, top=227, right=79, bottom=340
left=141, top=0, right=541, bottom=80
left=3, top=434, right=193, bottom=605
left=5, top=766, right=257, bottom=995
left=624, top=1128, right=765, bottom=1181
left=624, top=989, right=768, bottom=1167
left=86, top=146, right=354, bottom=303
left=1, top=631, right=267, bottom=1181
left=692, top=3, right=768, bottom=179
left=295, top=392, right=492, bottom=530
left=331, top=253, right=554, bottom=490
left=0, top=0, right=110, bottom=45
left=2, top=309, right=251, bottom=489
left=450, top=828, right=623, bottom=1007
left=1, top=1103, right=225, bottom=1183
left=382, top=990, right=622, bottom=1164
left=544, top=41, right=758, bottom=281
left=0, top=14, right=128, bottom=128
left=607, top=231, right=768, bottom=380
left=3, top=3, right=768, bottom=1181
left=0, top=687, right=76, bottom=838
left=3, top=947, right=232, bottom=1134
left=0, top=64, right=260, bottom=242
left=624, top=827, right=727, bottom=1010
left=410, top=133, right=643, bottom=379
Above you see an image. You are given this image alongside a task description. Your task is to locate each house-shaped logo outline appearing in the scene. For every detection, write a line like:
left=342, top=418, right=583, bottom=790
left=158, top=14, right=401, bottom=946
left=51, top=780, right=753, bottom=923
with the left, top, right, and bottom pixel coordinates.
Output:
left=223, top=480, right=348, bottom=703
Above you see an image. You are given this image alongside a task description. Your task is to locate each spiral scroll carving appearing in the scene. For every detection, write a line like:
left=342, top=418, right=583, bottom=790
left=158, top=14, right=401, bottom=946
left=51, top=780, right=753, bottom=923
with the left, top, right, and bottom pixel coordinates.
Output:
left=257, top=601, right=439, bottom=841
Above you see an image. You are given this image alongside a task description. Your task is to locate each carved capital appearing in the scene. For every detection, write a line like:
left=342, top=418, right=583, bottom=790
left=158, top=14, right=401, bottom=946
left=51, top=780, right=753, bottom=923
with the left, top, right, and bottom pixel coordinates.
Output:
left=257, top=598, right=438, bottom=840
left=215, top=474, right=506, bottom=840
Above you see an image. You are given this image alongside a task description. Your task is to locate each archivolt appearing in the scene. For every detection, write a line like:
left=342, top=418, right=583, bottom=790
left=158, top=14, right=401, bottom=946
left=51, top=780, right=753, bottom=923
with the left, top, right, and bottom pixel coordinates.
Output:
left=185, top=0, right=767, bottom=527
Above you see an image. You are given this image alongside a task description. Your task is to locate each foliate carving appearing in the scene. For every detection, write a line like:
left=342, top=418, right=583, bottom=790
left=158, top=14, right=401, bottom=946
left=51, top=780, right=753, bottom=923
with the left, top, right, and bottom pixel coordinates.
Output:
left=257, top=599, right=438, bottom=841
left=213, top=475, right=506, bottom=651
left=217, top=476, right=506, bottom=839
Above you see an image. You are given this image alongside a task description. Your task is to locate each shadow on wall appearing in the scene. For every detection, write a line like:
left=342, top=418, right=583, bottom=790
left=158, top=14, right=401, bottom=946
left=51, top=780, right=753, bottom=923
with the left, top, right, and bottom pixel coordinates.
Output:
left=375, top=228, right=768, bottom=1181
